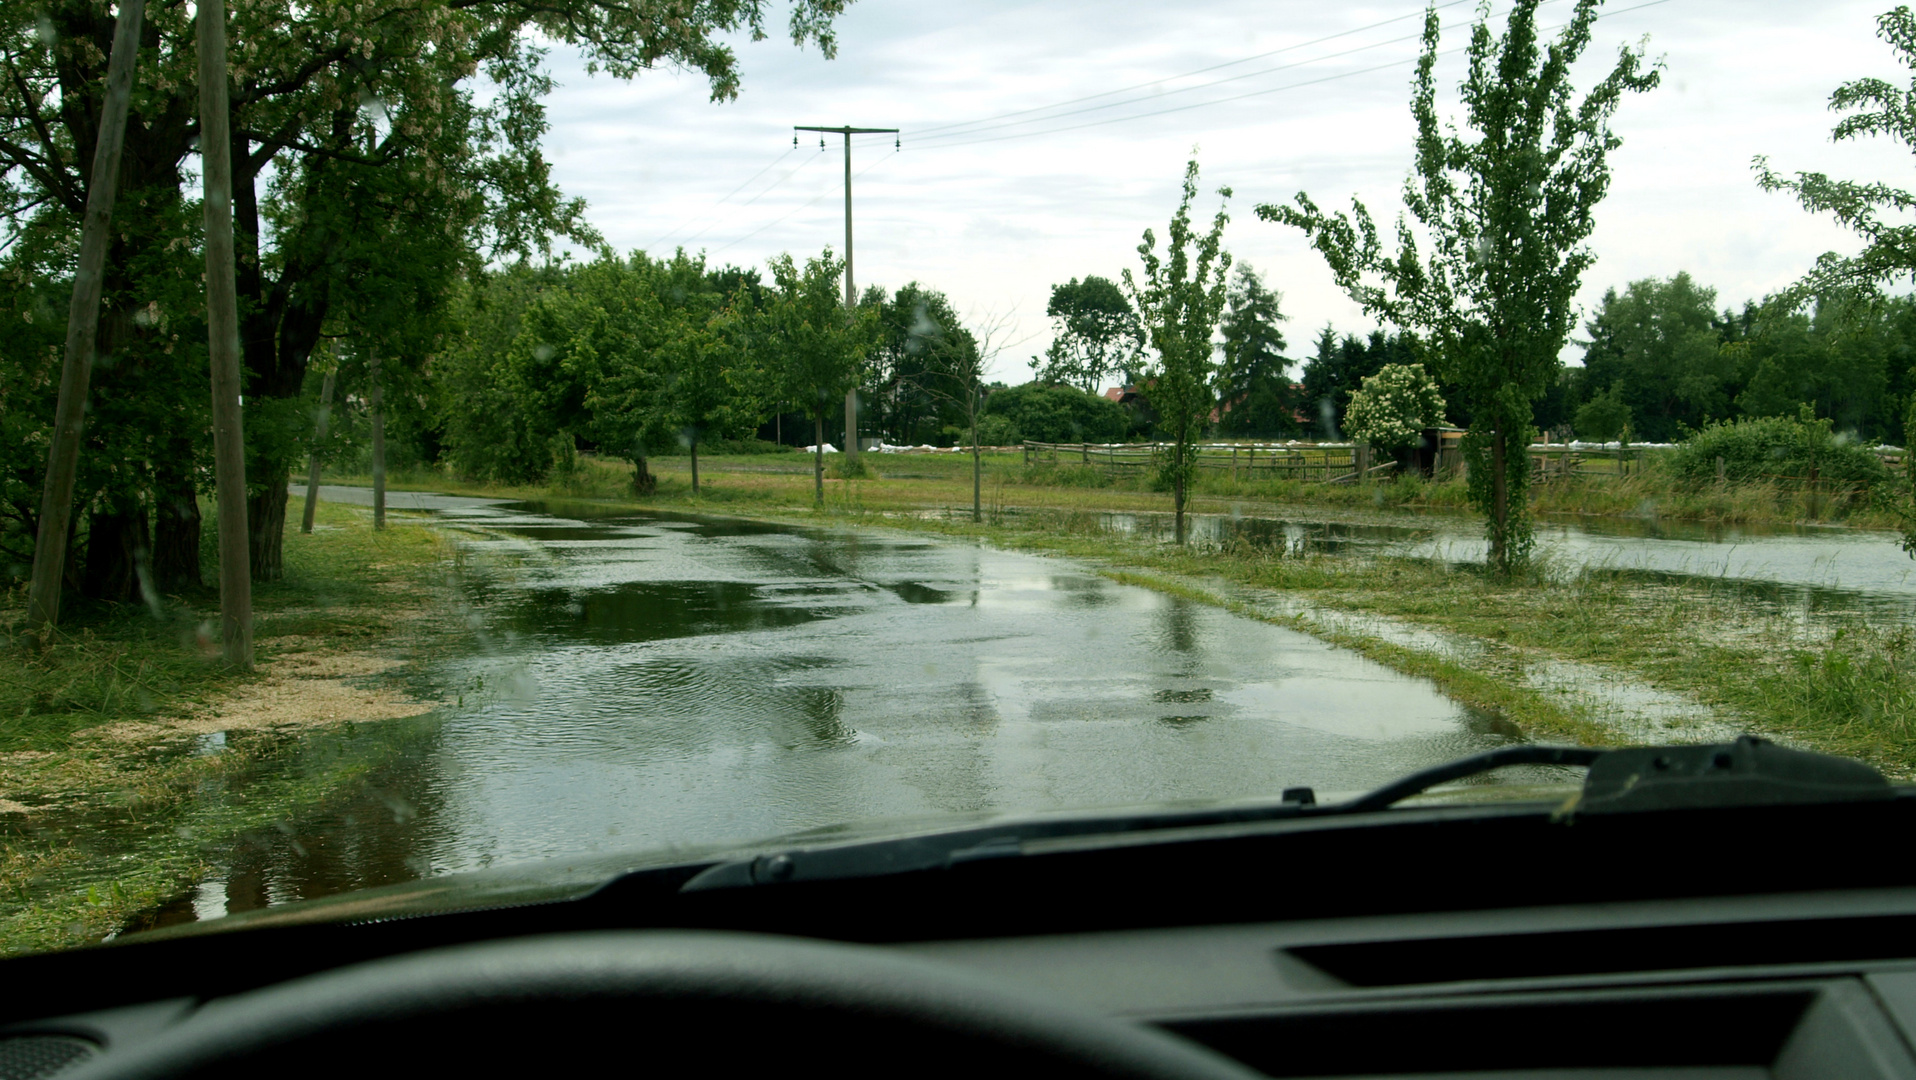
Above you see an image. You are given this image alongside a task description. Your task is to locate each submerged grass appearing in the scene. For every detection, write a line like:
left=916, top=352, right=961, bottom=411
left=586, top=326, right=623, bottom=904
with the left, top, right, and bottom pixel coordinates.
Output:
left=0, top=502, right=458, bottom=955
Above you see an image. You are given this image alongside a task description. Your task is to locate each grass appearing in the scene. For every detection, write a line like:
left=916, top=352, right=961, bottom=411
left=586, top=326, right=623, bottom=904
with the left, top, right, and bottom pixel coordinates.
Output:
left=0, top=501, right=459, bottom=955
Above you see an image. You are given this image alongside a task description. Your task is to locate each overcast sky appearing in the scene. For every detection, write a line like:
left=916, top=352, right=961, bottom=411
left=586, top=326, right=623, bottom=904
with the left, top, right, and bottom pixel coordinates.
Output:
left=534, top=0, right=1913, bottom=384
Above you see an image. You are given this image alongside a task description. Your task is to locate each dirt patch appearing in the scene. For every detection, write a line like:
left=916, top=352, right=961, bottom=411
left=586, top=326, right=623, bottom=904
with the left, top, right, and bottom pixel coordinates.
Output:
left=89, top=635, right=437, bottom=745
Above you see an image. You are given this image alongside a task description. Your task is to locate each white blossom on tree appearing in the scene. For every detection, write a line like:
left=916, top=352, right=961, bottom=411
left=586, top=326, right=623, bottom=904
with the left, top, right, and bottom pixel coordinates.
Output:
left=1344, top=363, right=1446, bottom=453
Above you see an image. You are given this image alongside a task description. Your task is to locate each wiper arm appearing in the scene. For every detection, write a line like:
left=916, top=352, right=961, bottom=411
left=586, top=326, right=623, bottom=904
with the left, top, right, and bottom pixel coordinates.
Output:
left=1337, top=744, right=1603, bottom=813
left=1336, top=735, right=1890, bottom=815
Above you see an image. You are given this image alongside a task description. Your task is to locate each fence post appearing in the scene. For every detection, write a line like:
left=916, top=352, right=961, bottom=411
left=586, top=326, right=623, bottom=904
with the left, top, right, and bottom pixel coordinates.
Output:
left=1082, top=443, right=1089, bottom=465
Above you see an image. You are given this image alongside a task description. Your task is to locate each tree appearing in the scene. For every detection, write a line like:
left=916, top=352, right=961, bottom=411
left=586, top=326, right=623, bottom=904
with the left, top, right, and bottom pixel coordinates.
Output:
left=978, top=382, right=1129, bottom=444
left=761, top=250, right=876, bottom=505
left=1299, top=327, right=1419, bottom=439
left=1259, top=0, right=1658, bottom=573
left=661, top=305, right=762, bottom=494
left=863, top=282, right=975, bottom=445
left=1573, top=385, right=1630, bottom=442
left=1216, top=264, right=1296, bottom=437
left=1727, top=294, right=1901, bottom=440
left=0, top=0, right=851, bottom=592
left=1345, top=363, right=1447, bottom=457
left=910, top=308, right=1014, bottom=522
left=1755, top=7, right=1916, bottom=303
left=1578, top=273, right=1737, bottom=442
left=1035, top=276, right=1139, bottom=393
left=1124, top=158, right=1231, bottom=545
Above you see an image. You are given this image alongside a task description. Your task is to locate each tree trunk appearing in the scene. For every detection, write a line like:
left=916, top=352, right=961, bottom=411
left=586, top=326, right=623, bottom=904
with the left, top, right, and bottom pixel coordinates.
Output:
left=631, top=455, right=656, bottom=495
left=1174, top=438, right=1188, bottom=545
left=301, top=368, right=335, bottom=533
left=201, top=0, right=252, bottom=667
left=81, top=505, right=150, bottom=604
left=24, top=0, right=146, bottom=641
left=1489, top=429, right=1509, bottom=574
left=370, top=350, right=386, bottom=530
left=153, top=461, right=202, bottom=593
left=690, top=436, right=700, bottom=494
left=246, top=478, right=288, bottom=582
left=972, top=418, right=982, bottom=524
left=814, top=414, right=825, bottom=506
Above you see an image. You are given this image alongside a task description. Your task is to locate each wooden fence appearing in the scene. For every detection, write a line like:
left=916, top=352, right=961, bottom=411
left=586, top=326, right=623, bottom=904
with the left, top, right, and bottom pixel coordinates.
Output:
left=1023, top=441, right=1383, bottom=483
left=1027, top=440, right=1909, bottom=486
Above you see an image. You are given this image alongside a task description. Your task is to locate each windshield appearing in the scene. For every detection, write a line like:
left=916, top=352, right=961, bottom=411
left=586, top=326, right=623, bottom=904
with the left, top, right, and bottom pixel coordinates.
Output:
left=2, top=0, right=1913, bottom=957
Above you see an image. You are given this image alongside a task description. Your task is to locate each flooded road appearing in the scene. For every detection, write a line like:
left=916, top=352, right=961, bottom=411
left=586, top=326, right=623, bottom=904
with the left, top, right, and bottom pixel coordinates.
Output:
left=176, top=489, right=1520, bottom=921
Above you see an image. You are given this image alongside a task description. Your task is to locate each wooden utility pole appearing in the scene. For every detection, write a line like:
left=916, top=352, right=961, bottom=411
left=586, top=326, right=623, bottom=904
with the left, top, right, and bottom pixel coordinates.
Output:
left=199, top=0, right=252, bottom=668
left=23, top=0, right=146, bottom=645
left=300, top=368, right=336, bottom=533
left=794, top=124, right=896, bottom=464
left=370, top=349, right=386, bottom=530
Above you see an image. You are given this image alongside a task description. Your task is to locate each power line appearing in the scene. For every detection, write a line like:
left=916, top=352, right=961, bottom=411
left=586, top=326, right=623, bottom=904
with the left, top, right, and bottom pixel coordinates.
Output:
left=709, top=148, right=900, bottom=258
left=647, top=146, right=821, bottom=252
left=912, top=0, right=1671, bottom=152
left=909, top=0, right=1476, bottom=138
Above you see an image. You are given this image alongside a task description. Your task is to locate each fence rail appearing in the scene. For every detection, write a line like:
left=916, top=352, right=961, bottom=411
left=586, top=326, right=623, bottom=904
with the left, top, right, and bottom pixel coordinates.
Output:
left=1023, top=441, right=1369, bottom=483
left=1023, top=440, right=1909, bottom=486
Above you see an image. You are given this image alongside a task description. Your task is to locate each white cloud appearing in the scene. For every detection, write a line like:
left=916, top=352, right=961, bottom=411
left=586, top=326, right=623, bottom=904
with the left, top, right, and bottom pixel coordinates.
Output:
left=536, top=0, right=1913, bottom=383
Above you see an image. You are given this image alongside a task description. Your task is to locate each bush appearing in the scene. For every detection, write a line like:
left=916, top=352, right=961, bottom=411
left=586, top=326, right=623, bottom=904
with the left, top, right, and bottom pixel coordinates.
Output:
left=1672, top=410, right=1890, bottom=489
left=981, top=382, right=1130, bottom=444
left=688, top=437, right=795, bottom=455
left=1344, top=363, right=1446, bottom=452
left=974, top=414, right=1021, bottom=446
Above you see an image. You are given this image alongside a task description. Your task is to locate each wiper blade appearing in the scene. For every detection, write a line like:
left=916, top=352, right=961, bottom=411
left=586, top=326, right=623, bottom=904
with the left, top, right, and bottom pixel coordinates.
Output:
left=677, top=737, right=1893, bottom=893
left=1336, top=735, right=1890, bottom=815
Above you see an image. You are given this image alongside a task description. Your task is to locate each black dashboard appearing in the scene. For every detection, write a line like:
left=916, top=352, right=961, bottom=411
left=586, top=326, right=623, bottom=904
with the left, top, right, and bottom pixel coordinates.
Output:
left=3, top=790, right=1914, bottom=1080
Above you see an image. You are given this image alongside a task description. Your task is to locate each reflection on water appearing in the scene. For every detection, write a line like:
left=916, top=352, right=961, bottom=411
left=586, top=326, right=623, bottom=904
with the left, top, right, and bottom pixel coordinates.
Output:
left=143, top=487, right=1546, bottom=929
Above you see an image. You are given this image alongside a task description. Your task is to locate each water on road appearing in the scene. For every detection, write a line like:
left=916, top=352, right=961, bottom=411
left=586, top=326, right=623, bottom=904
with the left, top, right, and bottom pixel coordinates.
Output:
left=171, top=489, right=1522, bottom=922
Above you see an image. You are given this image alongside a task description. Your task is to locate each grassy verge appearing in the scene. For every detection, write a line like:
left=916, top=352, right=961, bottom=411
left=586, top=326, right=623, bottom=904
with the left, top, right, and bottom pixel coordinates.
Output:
left=340, top=453, right=1916, bottom=773
left=0, top=501, right=457, bottom=956
left=352, top=445, right=1907, bottom=531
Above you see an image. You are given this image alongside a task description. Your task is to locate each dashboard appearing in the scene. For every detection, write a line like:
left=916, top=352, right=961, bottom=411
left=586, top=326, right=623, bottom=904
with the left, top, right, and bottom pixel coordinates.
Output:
left=3, top=794, right=1914, bottom=1080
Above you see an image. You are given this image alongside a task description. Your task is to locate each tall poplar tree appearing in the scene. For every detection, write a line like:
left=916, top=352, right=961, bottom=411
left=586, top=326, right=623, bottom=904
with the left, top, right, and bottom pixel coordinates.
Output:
left=1258, top=0, right=1657, bottom=573
left=1125, top=158, right=1231, bottom=545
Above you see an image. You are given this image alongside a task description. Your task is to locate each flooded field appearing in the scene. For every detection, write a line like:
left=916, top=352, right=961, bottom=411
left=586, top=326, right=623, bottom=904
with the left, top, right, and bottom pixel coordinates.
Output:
left=1082, top=508, right=1916, bottom=615
left=158, top=489, right=1534, bottom=925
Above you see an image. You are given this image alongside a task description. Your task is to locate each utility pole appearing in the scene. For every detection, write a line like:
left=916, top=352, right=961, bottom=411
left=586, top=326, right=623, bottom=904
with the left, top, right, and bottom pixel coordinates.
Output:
left=199, top=0, right=252, bottom=669
left=794, top=124, right=896, bottom=464
left=24, top=0, right=144, bottom=645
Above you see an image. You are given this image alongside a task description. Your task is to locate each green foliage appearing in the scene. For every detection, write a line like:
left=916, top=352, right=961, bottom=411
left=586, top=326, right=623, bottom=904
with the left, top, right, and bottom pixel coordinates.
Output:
left=1755, top=6, right=1916, bottom=301
left=1344, top=363, right=1447, bottom=453
left=1035, top=276, right=1140, bottom=393
left=979, top=383, right=1131, bottom=444
left=1300, top=327, right=1421, bottom=438
left=864, top=282, right=979, bottom=445
left=1259, top=0, right=1658, bottom=573
left=1216, top=265, right=1296, bottom=437
left=1580, top=273, right=1739, bottom=442
left=759, top=249, right=879, bottom=501
left=1125, top=158, right=1231, bottom=543
left=1671, top=410, right=1891, bottom=488
left=1733, top=295, right=1899, bottom=438
left=1573, top=385, right=1631, bottom=442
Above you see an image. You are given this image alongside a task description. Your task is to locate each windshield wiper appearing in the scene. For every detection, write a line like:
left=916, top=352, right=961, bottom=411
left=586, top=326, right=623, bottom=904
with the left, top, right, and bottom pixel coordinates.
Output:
left=1339, top=736, right=1890, bottom=815
left=677, top=737, right=1893, bottom=893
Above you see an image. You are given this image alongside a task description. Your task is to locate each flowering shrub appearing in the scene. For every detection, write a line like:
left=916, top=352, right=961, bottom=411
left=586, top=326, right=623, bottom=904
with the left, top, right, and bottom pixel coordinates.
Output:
left=1344, top=363, right=1447, bottom=451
